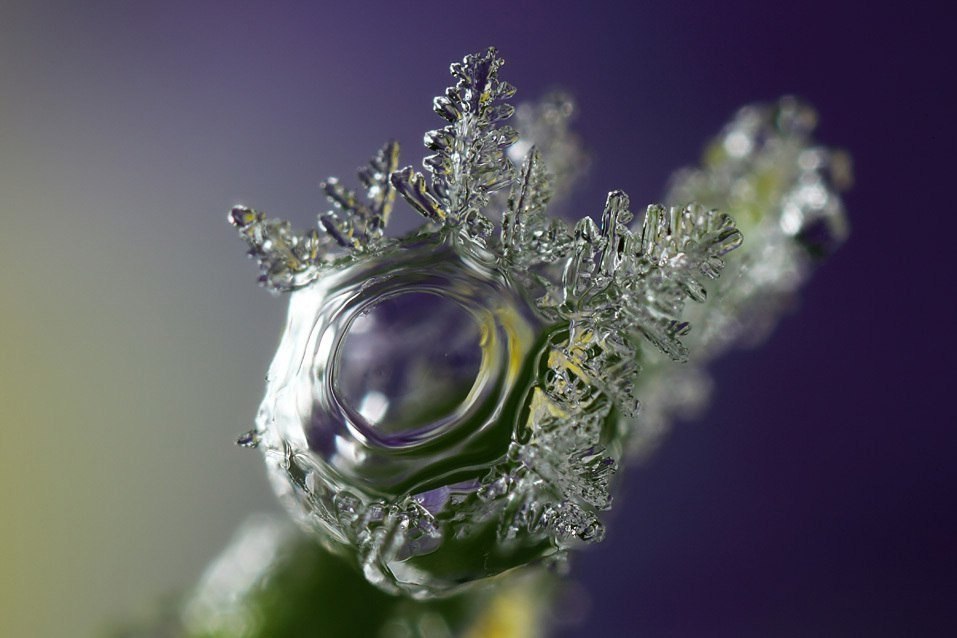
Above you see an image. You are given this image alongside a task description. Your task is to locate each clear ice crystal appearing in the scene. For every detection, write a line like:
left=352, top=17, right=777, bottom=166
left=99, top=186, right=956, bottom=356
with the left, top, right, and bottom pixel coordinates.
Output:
left=320, top=140, right=400, bottom=250
left=501, top=148, right=567, bottom=265
left=229, top=140, right=402, bottom=291
left=229, top=49, right=847, bottom=596
left=391, top=47, right=518, bottom=234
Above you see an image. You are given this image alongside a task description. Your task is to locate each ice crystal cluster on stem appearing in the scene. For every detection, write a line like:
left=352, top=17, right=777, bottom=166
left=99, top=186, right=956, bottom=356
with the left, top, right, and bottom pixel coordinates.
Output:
left=229, top=47, right=849, bottom=598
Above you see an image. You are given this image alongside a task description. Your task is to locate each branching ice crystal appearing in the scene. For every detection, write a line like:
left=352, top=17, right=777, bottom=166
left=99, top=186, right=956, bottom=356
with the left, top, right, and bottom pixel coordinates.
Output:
left=229, top=47, right=848, bottom=597
left=230, top=140, right=400, bottom=290
left=408, top=47, right=518, bottom=227
left=320, top=140, right=400, bottom=250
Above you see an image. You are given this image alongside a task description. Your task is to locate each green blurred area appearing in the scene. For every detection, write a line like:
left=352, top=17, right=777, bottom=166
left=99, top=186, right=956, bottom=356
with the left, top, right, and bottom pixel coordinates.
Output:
left=107, top=516, right=552, bottom=638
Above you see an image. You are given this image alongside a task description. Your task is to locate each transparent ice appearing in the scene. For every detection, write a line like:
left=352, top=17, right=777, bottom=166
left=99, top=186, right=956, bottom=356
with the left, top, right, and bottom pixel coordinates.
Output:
left=230, top=47, right=849, bottom=597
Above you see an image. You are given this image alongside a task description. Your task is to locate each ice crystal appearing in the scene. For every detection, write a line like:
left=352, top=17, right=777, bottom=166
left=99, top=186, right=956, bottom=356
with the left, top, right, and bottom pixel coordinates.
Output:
left=416, top=48, right=519, bottom=222
left=319, top=140, right=400, bottom=250
left=229, top=140, right=401, bottom=291
left=629, top=97, right=851, bottom=457
left=229, top=47, right=847, bottom=596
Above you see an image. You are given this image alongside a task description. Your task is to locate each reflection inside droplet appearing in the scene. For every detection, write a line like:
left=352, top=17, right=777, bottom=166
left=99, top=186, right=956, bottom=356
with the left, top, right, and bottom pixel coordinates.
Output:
left=334, top=291, right=484, bottom=436
left=358, top=390, right=389, bottom=424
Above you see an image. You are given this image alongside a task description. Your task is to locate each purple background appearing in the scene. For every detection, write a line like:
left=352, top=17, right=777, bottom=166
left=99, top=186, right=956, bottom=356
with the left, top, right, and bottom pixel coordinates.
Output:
left=1, top=1, right=954, bottom=636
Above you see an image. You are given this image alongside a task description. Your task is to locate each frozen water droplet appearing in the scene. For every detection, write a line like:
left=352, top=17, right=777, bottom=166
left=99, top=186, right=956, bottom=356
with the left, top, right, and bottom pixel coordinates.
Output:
left=236, top=430, right=261, bottom=448
left=225, top=47, right=845, bottom=600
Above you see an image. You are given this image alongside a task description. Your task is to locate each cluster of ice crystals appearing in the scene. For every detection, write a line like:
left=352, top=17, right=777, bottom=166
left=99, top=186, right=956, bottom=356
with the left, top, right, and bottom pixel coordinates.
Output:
left=629, top=97, right=852, bottom=457
left=229, top=140, right=400, bottom=291
left=230, top=48, right=846, bottom=596
left=413, top=47, right=518, bottom=225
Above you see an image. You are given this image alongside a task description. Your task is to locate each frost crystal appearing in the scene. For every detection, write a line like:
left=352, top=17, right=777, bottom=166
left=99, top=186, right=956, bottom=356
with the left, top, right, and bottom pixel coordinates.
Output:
left=229, top=140, right=400, bottom=291
left=229, top=48, right=847, bottom=596
left=410, top=47, right=519, bottom=225
left=630, top=97, right=851, bottom=457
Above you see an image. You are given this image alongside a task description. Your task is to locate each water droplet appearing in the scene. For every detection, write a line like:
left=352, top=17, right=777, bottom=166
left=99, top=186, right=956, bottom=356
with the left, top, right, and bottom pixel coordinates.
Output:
left=236, top=430, right=261, bottom=448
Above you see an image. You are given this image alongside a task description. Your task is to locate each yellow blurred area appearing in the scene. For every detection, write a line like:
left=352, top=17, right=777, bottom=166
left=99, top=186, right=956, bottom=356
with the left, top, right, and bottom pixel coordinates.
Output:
left=0, top=109, right=280, bottom=638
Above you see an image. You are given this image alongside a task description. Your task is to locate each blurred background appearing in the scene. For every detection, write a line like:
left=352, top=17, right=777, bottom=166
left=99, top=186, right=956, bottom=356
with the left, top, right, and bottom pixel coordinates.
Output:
left=1, top=1, right=954, bottom=636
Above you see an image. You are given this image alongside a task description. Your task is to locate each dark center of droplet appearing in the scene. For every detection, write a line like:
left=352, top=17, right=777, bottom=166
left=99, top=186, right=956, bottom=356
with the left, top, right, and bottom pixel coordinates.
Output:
left=334, top=291, right=484, bottom=438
